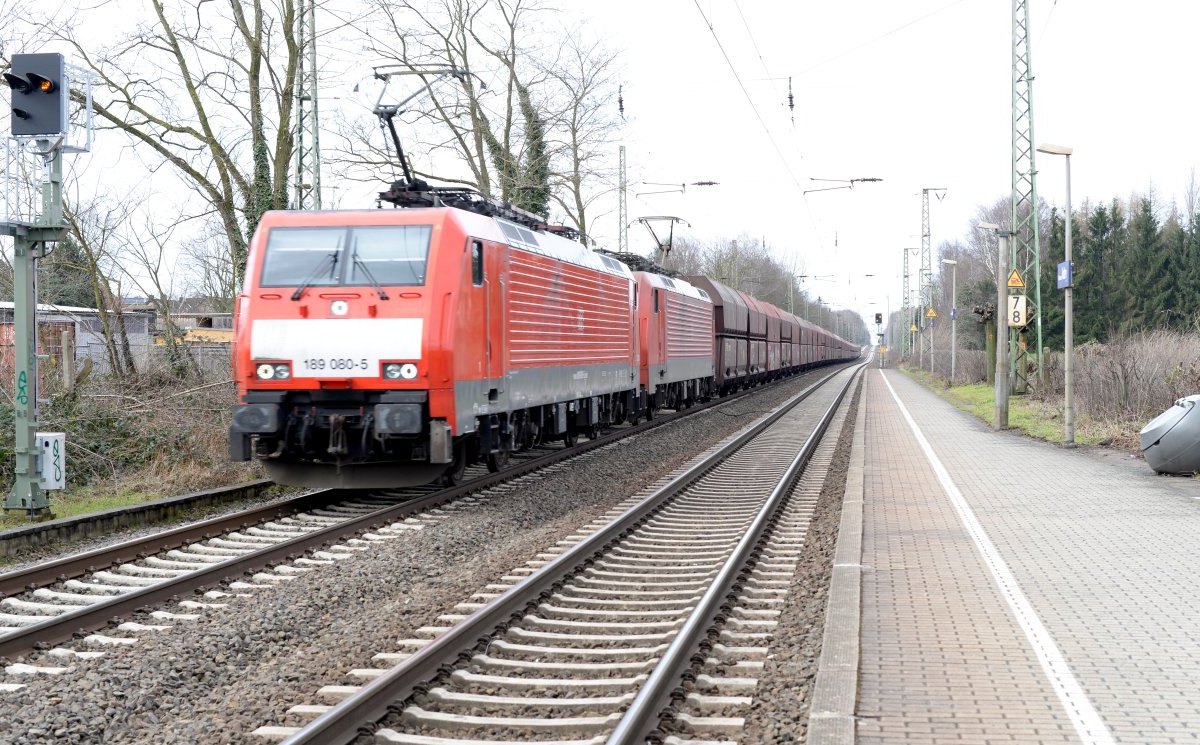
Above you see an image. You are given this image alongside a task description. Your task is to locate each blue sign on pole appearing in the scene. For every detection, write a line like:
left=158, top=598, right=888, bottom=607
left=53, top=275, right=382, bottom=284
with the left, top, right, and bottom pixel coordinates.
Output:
left=1057, top=260, right=1073, bottom=289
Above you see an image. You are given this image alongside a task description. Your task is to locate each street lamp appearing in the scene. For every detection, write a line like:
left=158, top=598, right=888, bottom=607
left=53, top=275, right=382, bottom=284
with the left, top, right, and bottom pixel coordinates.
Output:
left=1037, top=142, right=1074, bottom=447
left=942, top=259, right=957, bottom=384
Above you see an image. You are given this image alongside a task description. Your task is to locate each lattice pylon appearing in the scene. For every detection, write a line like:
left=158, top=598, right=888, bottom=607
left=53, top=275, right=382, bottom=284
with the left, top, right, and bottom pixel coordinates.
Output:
left=1010, top=0, right=1042, bottom=390
left=293, top=0, right=321, bottom=210
left=919, top=189, right=944, bottom=371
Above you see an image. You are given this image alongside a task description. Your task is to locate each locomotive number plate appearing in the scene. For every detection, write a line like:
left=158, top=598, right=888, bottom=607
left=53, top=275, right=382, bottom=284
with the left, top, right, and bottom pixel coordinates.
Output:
left=299, top=357, right=372, bottom=373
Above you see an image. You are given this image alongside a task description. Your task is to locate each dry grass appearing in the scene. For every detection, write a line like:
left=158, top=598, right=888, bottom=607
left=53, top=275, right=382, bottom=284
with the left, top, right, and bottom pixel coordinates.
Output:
left=0, top=354, right=258, bottom=523
left=906, top=329, right=1200, bottom=453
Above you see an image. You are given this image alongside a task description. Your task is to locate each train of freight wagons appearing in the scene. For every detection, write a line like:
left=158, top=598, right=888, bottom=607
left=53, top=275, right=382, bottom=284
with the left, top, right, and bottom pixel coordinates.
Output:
left=228, top=196, right=861, bottom=489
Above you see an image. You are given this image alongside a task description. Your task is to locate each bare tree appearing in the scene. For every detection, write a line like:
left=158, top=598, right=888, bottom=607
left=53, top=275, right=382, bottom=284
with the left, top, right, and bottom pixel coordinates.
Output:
left=346, top=0, right=553, bottom=210
left=63, top=196, right=140, bottom=377
left=59, top=0, right=308, bottom=279
left=180, top=218, right=239, bottom=310
left=542, top=30, right=621, bottom=242
left=122, top=220, right=199, bottom=380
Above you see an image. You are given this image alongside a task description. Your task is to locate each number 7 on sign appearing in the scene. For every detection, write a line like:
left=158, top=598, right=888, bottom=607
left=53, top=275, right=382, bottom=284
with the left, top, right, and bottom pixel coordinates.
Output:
left=1008, top=294, right=1028, bottom=328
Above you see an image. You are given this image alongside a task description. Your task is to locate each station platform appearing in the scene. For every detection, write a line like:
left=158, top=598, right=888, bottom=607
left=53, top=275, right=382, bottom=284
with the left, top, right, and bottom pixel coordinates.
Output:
left=810, top=368, right=1200, bottom=745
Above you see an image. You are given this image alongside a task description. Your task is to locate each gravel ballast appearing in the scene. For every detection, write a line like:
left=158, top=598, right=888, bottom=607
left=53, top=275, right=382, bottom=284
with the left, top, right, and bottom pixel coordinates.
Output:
left=739, top=374, right=862, bottom=743
left=0, top=370, right=846, bottom=745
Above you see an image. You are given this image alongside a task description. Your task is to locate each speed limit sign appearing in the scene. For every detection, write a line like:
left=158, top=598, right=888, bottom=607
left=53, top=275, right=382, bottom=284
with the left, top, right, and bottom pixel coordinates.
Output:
left=1008, top=294, right=1028, bottom=328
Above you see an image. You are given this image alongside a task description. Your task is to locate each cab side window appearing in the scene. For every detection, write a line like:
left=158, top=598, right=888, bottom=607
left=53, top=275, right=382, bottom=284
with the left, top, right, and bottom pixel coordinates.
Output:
left=653, top=289, right=660, bottom=313
left=471, top=240, right=484, bottom=286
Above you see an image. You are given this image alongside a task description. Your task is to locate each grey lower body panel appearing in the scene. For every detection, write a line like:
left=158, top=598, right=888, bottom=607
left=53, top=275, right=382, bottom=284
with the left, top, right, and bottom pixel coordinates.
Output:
left=654, top=356, right=716, bottom=388
left=455, top=363, right=636, bottom=433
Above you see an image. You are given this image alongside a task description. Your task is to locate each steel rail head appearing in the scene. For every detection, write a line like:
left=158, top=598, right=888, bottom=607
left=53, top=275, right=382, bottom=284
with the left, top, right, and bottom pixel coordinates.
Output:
left=607, top=361, right=867, bottom=744
left=278, top=364, right=854, bottom=745
left=0, top=486, right=335, bottom=598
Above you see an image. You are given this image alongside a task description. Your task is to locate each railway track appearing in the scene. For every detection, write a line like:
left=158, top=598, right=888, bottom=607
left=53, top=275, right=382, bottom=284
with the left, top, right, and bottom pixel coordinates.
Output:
left=252, top=360, right=865, bottom=744
left=0, top=365, right=850, bottom=686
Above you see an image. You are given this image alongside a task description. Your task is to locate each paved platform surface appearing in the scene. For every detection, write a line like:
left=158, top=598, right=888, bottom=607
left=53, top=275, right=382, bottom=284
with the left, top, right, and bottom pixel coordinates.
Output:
left=816, top=368, right=1200, bottom=745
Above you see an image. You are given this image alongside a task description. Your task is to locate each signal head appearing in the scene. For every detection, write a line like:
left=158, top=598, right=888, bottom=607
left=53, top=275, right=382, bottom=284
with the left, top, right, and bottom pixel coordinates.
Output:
left=5, top=52, right=66, bottom=138
left=29, top=73, right=55, bottom=94
left=3, top=72, right=30, bottom=93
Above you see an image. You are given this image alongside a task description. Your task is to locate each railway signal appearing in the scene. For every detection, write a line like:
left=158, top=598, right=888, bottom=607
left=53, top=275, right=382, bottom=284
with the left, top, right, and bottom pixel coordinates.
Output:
left=3, top=52, right=91, bottom=517
left=4, top=53, right=67, bottom=137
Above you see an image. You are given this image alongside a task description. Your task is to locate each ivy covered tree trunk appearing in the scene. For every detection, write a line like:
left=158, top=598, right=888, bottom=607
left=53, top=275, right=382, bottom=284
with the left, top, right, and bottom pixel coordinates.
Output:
left=515, top=80, right=550, bottom=218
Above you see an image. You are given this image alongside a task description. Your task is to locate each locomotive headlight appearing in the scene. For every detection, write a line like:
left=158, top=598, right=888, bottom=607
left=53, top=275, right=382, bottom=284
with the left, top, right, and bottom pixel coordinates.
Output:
left=383, top=362, right=419, bottom=380
left=256, top=363, right=291, bottom=380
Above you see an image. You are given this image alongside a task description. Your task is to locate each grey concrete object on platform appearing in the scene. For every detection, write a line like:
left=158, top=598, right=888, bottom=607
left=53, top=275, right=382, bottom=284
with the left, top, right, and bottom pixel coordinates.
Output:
left=1140, top=394, right=1200, bottom=473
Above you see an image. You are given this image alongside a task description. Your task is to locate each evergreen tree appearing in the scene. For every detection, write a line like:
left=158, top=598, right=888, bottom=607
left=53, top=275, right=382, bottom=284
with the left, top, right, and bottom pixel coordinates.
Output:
left=38, top=238, right=96, bottom=309
left=1157, top=209, right=1186, bottom=328
left=1077, top=203, right=1110, bottom=342
left=1123, top=196, right=1162, bottom=331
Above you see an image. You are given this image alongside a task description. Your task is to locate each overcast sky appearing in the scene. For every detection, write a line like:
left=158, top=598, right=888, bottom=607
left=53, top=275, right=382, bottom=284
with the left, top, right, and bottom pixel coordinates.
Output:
left=22, top=0, right=1200, bottom=326
left=570, top=0, right=1200, bottom=323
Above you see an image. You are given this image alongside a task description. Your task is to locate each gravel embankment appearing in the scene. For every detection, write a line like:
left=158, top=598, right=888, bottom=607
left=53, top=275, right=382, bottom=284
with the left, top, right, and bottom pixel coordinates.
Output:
left=739, top=375, right=861, bottom=743
left=0, top=371, right=840, bottom=745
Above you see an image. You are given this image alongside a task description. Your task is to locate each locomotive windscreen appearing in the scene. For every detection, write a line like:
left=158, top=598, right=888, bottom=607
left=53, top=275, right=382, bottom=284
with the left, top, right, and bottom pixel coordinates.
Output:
left=260, top=225, right=433, bottom=287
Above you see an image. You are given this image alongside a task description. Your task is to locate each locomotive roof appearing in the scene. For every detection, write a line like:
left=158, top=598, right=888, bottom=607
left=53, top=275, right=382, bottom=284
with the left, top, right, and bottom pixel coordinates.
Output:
left=636, top=272, right=712, bottom=302
left=257, top=208, right=632, bottom=281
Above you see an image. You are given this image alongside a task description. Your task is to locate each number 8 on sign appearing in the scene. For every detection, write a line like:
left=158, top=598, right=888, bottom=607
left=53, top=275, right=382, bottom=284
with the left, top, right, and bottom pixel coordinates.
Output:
left=1008, top=295, right=1028, bottom=328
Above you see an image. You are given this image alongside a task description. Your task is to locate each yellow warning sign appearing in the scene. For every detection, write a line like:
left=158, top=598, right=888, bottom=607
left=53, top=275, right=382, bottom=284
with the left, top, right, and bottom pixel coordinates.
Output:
left=1007, top=269, right=1025, bottom=288
left=926, top=308, right=938, bottom=319
left=909, top=324, right=918, bottom=332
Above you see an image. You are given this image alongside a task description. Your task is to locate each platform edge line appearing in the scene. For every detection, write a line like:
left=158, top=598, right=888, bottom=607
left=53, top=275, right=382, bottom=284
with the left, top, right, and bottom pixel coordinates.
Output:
left=880, top=370, right=1115, bottom=745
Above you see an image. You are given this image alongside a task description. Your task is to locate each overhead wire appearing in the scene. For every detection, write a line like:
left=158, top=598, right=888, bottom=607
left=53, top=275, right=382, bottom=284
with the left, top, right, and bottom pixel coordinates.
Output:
left=691, top=0, right=803, bottom=193
left=692, top=0, right=825, bottom=260
left=796, top=0, right=971, bottom=76
left=790, top=0, right=972, bottom=286
left=732, top=0, right=783, bottom=105
left=1033, top=0, right=1060, bottom=53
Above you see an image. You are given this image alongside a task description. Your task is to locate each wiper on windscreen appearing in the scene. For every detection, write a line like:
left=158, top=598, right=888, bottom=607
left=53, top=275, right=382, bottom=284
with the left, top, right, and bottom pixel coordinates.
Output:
left=290, top=251, right=339, bottom=301
left=351, top=252, right=390, bottom=300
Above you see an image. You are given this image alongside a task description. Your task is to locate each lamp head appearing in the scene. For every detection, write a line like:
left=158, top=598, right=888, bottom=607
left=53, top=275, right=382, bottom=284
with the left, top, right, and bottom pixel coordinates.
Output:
left=1036, top=143, right=1073, bottom=156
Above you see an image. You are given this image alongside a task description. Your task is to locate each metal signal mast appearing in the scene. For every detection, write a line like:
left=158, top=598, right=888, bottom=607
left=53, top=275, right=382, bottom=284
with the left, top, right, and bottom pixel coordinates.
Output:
left=901, top=246, right=917, bottom=358
left=919, top=187, right=945, bottom=371
left=1010, top=0, right=1042, bottom=390
left=294, top=0, right=322, bottom=209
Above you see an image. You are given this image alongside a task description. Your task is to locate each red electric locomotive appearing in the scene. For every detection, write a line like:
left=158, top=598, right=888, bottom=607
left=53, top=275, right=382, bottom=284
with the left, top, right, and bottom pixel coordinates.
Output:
left=230, top=206, right=640, bottom=488
left=633, top=271, right=715, bottom=412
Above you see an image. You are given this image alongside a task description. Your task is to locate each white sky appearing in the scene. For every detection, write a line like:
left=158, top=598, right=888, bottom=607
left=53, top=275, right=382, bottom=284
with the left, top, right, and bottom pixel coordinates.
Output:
left=16, top=0, right=1200, bottom=326
left=568, top=0, right=1200, bottom=324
